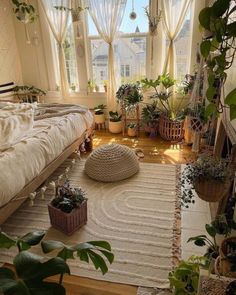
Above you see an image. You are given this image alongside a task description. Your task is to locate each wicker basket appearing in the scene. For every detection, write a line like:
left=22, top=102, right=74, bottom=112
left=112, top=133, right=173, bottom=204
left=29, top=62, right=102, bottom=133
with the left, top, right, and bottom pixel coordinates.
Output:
left=159, top=116, right=184, bottom=141
left=219, top=237, right=236, bottom=278
left=194, top=179, right=230, bottom=202
left=48, top=201, right=87, bottom=235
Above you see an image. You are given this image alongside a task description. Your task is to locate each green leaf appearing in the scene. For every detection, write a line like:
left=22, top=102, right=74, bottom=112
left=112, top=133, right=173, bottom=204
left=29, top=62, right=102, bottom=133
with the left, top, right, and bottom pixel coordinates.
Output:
left=205, top=224, right=216, bottom=237
left=206, top=86, right=217, bottom=101
left=230, top=105, right=236, bottom=121
left=211, top=0, right=231, bottom=18
left=225, top=88, right=236, bottom=105
left=0, top=268, right=30, bottom=294
left=199, top=7, right=212, bottom=30
left=27, top=282, right=66, bottom=295
left=87, top=250, right=108, bottom=275
left=100, top=250, right=114, bottom=264
left=0, top=232, right=16, bottom=249
left=208, top=73, right=215, bottom=86
left=227, top=22, right=236, bottom=37
left=88, top=241, right=112, bottom=251
left=19, top=231, right=45, bottom=246
left=205, top=103, right=217, bottom=118
left=79, top=250, right=89, bottom=263
left=200, top=40, right=211, bottom=58
left=57, top=248, right=75, bottom=261
left=41, top=240, right=65, bottom=253
left=194, top=239, right=206, bottom=246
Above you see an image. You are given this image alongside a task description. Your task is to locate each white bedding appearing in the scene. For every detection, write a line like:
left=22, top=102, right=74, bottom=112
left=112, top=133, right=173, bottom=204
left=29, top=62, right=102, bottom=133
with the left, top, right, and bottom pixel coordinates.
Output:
left=0, top=109, right=93, bottom=207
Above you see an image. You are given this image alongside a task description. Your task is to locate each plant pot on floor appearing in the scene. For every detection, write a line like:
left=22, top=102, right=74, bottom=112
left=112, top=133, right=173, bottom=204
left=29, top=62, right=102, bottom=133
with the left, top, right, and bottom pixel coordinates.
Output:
left=94, top=114, right=105, bottom=124
left=48, top=201, right=87, bottom=235
left=127, top=127, right=136, bottom=137
left=159, top=115, right=184, bottom=141
left=194, top=179, right=231, bottom=202
left=109, top=121, right=122, bottom=134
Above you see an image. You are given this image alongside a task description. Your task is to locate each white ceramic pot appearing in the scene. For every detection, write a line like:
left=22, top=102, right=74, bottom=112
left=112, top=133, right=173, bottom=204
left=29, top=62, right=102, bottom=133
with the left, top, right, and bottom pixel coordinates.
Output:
left=127, top=127, right=136, bottom=137
left=109, top=121, right=122, bottom=134
left=94, top=114, right=105, bottom=124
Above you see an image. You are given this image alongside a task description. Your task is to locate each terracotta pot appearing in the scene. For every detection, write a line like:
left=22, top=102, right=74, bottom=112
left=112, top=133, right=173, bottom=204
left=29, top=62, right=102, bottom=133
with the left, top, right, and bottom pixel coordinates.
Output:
left=94, top=114, right=105, bottom=124
left=109, top=121, right=122, bottom=134
left=48, top=201, right=87, bottom=236
left=194, top=179, right=230, bottom=202
left=127, top=127, right=136, bottom=137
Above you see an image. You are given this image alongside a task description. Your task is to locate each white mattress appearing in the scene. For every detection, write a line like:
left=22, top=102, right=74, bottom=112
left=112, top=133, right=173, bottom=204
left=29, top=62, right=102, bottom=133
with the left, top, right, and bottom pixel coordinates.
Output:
left=0, top=110, right=93, bottom=207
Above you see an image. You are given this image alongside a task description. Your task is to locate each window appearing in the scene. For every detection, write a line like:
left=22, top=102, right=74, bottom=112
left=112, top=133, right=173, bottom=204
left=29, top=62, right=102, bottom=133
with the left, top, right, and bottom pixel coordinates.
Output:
left=64, top=18, right=79, bottom=92
left=87, top=0, right=148, bottom=90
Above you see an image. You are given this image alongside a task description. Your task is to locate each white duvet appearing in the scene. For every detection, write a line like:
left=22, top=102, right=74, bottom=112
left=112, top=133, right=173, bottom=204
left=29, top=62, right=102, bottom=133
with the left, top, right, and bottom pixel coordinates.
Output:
left=0, top=110, right=93, bottom=207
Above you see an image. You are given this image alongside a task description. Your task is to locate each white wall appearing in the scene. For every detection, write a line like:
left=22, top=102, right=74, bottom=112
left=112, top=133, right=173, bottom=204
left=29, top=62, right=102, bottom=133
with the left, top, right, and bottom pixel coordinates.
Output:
left=0, top=0, right=22, bottom=85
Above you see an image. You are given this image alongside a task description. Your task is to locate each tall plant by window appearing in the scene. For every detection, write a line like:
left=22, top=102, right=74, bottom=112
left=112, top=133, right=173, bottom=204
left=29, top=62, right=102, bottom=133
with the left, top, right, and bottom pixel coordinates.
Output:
left=198, top=0, right=236, bottom=120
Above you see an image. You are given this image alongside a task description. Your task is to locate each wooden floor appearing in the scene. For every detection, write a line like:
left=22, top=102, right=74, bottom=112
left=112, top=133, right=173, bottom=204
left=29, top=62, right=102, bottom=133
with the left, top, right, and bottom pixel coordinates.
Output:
left=5, top=132, right=194, bottom=295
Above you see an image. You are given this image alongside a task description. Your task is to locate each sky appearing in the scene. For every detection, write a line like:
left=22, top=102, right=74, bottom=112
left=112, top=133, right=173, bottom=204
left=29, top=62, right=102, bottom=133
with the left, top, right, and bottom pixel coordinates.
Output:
left=88, top=0, right=149, bottom=35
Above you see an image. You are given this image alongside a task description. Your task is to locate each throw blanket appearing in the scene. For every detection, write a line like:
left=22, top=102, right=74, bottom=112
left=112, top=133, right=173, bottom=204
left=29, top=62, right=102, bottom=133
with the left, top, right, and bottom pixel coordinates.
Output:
left=35, top=103, right=88, bottom=120
left=0, top=104, right=34, bottom=151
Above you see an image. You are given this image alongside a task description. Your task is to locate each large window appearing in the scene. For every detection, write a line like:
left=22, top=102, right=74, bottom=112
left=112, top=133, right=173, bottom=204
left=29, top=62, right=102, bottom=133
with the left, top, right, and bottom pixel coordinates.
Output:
left=87, top=0, right=148, bottom=90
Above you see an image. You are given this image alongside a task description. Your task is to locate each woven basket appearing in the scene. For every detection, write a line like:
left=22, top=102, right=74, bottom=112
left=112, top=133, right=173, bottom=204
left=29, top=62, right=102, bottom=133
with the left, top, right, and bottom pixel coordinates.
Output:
left=48, top=201, right=87, bottom=235
left=219, top=237, right=236, bottom=278
left=159, top=116, right=184, bottom=141
left=194, top=179, right=230, bottom=202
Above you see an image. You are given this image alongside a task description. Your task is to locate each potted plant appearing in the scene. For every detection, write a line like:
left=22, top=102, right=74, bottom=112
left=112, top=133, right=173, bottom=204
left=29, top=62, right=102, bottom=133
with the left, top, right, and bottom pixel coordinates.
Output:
left=116, top=83, right=143, bottom=110
left=94, top=104, right=106, bottom=125
left=169, top=256, right=207, bottom=295
left=87, top=79, right=95, bottom=92
left=0, top=230, right=114, bottom=294
left=108, top=111, right=122, bottom=134
left=95, top=84, right=100, bottom=92
left=12, top=0, right=37, bottom=23
left=141, top=74, right=187, bottom=141
left=141, top=101, right=160, bottom=137
left=181, top=155, right=232, bottom=208
left=103, top=80, right=108, bottom=92
left=127, top=123, right=136, bottom=137
left=48, top=181, right=87, bottom=235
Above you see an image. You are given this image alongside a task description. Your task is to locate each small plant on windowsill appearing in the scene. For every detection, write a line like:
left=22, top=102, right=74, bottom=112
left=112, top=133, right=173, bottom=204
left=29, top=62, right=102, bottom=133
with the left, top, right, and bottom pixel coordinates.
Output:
left=109, top=111, right=122, bottom=134
left=0, top=230, right=114, bottom=294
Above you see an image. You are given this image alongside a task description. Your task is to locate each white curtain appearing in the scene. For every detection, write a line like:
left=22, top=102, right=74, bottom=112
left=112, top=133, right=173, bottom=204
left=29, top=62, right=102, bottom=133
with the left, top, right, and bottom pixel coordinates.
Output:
left=39, top=0, right=71, bottom=98
left=86, top=0, right=127, bottom=110
left=161, top=0, right=191, bottom=77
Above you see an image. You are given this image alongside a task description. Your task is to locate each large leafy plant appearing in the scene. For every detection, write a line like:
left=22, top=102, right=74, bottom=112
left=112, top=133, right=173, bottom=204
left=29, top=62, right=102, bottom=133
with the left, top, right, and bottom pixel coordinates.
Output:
left=199, top=0, right=236, bottom=120
left=116, top=83, right=143, bottom=108
left=168, top=256, right=207, bottom=295
left=0, top=231, right=114, bottom=294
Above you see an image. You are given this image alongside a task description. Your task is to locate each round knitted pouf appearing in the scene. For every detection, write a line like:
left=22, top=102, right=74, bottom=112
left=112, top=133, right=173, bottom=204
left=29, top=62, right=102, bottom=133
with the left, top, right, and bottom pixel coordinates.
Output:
left=84, top=144, right=139, bottom=182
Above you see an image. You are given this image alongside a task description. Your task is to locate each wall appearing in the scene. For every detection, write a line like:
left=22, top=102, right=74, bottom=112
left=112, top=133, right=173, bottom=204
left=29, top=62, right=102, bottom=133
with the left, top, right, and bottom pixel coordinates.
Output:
left=0, top=0, right=22, bottom=85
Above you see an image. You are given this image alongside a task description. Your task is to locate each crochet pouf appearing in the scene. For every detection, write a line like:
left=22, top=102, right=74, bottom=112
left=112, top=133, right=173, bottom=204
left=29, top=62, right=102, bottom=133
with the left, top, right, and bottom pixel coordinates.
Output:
left=84, top=144, right=139, bottom=182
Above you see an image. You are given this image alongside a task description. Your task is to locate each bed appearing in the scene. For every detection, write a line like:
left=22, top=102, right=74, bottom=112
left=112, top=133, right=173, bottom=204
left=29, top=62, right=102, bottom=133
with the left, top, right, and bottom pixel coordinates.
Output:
left=0, top=103, right=94, bottom=224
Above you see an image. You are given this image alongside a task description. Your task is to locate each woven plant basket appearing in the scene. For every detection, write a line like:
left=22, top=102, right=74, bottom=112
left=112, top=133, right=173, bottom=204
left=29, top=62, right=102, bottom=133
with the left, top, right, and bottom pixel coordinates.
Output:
left=194, top=179, right=230, bottom=202
left=218, top=237, right=236, bottom=278
left=159, top=116, right=184, bottom=141
left=48, top=201, right=87, bottom=235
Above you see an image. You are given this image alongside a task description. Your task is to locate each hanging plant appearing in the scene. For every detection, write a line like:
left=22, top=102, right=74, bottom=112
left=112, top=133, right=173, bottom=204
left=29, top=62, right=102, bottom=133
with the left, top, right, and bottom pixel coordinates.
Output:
left=198, top=0, right=236, bottom=120
left=144, top=6, right=162, bottom=36
left=12, top=0, right=37, bottom=23
left=54, top=5, right=88, bottom=22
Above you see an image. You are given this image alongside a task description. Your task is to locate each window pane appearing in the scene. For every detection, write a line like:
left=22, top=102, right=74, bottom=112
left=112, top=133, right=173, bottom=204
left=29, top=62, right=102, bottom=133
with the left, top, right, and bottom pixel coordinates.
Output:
left=64, top=18, right=79, bottom=91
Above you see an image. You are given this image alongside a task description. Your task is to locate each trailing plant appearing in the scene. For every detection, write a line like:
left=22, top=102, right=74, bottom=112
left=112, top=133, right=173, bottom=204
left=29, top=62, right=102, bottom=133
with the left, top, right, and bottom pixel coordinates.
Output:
left=51, top=181, right=87, bottom=214
left=109, top=111, right=122, bottom=122
left=181, top=155, right=231, bottom=208
left=94, top=104, right=106, bottom=115
left=12, top=0, right=37, bottom=23
left=0, top=230, right=113, bottom=294
left=141, top=74, right=187, bottom=120
left=144, top=6, right=162, bottom=35
left=168, top=255, right=207, bottom=295
left=198, top=0, right=236, bottom=120
left=13, top=85, right=46, bottom=96
left=116, top=83, right=143, bottom=107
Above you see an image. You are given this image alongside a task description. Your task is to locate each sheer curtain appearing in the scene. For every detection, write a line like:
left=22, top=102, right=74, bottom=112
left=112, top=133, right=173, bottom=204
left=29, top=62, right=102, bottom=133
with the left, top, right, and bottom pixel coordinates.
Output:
left=39, top=0, right=71, bottom=98
left=161, top=0, right=192, bottom=77
left=86, top=0, right=127, bottom=110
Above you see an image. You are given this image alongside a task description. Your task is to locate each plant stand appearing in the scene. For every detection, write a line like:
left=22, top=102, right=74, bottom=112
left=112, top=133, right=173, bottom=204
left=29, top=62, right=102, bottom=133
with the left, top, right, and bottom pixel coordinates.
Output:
left=122, top=104, right=140, bottom=137
left=48, top=201, right=87, bottom=235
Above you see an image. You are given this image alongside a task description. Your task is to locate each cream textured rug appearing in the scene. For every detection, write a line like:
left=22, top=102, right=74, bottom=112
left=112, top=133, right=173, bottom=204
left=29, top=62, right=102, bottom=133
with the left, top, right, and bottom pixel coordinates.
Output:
left=0, top=159, right=181, bottom=289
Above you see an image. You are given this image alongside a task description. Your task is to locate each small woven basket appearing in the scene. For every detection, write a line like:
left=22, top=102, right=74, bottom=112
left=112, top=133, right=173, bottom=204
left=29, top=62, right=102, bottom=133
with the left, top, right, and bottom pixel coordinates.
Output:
left=48, top=201, right=87, bottom=235
left=159, top=116, right=184, bottom=141
left=194, top=179, right=230, bottom=202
